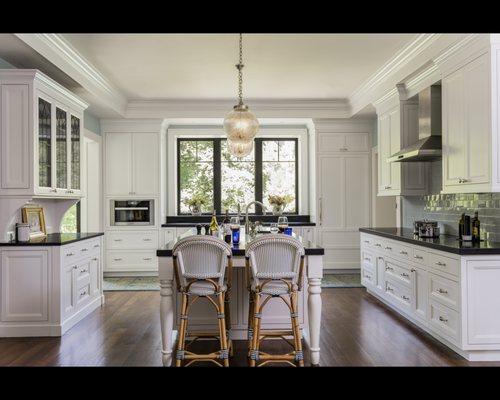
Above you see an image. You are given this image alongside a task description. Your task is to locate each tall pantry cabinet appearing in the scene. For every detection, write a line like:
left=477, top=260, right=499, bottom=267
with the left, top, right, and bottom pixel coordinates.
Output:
left=314, top=120, right=372, bottom=270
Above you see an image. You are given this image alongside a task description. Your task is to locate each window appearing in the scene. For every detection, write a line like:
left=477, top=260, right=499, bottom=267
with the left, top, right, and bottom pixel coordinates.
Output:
left=60, top=202, right=81, bottom=233
left=177, top=138, right=298, bottom=215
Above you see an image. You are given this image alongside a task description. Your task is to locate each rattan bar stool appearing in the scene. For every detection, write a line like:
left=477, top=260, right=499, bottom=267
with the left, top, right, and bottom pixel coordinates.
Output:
left=245, top=234, right=305, bottom=367
left=172, top=235, right=233, bottom=367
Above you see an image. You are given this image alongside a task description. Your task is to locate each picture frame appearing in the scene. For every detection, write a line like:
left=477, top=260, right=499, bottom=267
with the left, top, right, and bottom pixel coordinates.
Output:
left=21, top=206, right=47, bottom=240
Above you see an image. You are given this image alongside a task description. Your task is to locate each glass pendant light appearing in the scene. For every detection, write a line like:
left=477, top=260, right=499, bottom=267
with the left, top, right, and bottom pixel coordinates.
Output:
left=223, top=33, right=259, bottom=157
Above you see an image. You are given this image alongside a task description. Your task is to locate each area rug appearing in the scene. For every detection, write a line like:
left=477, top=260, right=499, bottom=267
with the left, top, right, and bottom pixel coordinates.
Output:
left=103, top=273, right=363, bottom=291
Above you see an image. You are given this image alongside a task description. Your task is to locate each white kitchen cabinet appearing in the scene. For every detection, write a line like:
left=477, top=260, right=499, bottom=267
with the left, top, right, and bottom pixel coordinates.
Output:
left=360, top=232, right=500, bottom=361
left=317, top=153, right=370, bottom=270
left=377, top=100, right=429, bottom=196
left=0, top=70, right=87, bottom=198
left=105, top=131, right=159, bottom=197
left=442, top=52, right=491, bottom=193
left=0, top=235, right=103, bottom=337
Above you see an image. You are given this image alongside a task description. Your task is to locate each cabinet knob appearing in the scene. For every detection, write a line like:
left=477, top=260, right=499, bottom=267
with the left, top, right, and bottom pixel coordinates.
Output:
left=92, top=258, right=98, bottom=261
left=410, top=268, right=416, bottom=272
left=439, top=316, right=448, bottom=323
left=50, top=188, right=58, bottom=193
left=73, top=265, right=78, bottom=270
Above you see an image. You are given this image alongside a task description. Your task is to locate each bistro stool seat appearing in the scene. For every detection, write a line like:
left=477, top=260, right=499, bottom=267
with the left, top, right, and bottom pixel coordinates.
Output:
left=172, top=235, right=233, bottom=367
left=245, top=234, right=305, bottom=367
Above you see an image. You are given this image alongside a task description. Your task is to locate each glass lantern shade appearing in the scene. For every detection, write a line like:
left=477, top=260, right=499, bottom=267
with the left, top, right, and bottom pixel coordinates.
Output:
left=223, top=104, right=259, bottom=142
left=227, top=139, right=253, bottom=158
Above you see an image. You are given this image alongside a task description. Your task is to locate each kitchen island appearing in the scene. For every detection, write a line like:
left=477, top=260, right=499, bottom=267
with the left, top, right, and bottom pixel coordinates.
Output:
left=157, top=228, right=324, bottom=366
left=360, top=227, right=500, bottom=361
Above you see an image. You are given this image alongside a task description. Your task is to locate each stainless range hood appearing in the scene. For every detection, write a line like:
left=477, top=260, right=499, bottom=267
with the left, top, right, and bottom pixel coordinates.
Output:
left=387, top=85, right=442, bottom=163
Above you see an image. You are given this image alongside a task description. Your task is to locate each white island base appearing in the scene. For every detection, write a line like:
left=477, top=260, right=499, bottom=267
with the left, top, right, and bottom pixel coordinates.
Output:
left=158, top=254, right=323, bottom=366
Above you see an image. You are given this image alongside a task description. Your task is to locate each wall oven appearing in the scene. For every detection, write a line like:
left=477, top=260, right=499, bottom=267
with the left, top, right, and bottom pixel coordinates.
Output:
left=111, top=200, right=155, bottom=226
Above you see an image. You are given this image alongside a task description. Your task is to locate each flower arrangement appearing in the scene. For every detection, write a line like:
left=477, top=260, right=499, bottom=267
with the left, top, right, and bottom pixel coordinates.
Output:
left=268, top=194, right=293, bottom=215
left=185, top=195, right=207, bottom=215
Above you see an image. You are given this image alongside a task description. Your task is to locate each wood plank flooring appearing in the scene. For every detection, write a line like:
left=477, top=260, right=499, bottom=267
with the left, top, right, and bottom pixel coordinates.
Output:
left=1, top=288, right=498, bottom=366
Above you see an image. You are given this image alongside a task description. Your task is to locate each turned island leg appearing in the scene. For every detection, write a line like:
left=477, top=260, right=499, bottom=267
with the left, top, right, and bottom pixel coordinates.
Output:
left=306, top=255, right=323, bottom=367
left=159, top=257, right=175, bottom=366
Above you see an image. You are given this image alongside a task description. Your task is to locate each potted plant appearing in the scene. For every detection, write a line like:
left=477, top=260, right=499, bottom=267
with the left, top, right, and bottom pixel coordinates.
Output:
left=268, top=194, right=293, bottom=216
left=185, top=195, right=207, bottom=216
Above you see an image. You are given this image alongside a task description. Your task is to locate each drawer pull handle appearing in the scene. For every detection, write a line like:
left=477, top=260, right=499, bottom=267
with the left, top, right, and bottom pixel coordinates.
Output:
left=439, top=316, right=448, bottom=323
left=114, top=239, right=123, bottom=242
left=81, top=248, right=88, bottom=252
left=375, top=243, right=382, bottom=247
left=402, top=295, right=410, bottom=301
left=399, top=251, right=408, bottom=255
left=94, top=244, right=100, bottom=248
left=384, top=185, right=392, bottom=189
left=92, top=258, right=98, bottom=261
left=73, top=265, right=78, bottom=270
left=113, top=258, right=122, bottom=261
left=80, top=269, right=88, bottom=274
left=363, top=240, right=370, bottom=244
left=364, top=257, right=371, bottom=261
left=143, top=257, right=152, bottom=261
left=414, top=255, right=423, bottom=260
left=401, top=273, right=409, bottom=278
left=385, top=246, right=392, bottom=250
left=410, top=268, right=416, bottom=273
left=435, top=261, right=446, bottom=267
left=385, top=266, right=394, bottom=271
left=80, top=291, right=87, bottom=297
left=143, top=238, right=152, bottom=241
left=387, top=287, right=394, bottom=292
left=437, top=288, right=448, bottom=294
left=66, top=252, right=74, bottom=256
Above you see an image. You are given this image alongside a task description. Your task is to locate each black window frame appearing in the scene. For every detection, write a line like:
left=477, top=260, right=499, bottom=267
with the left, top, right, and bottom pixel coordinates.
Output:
left=177, top=137, right=299, bottom=215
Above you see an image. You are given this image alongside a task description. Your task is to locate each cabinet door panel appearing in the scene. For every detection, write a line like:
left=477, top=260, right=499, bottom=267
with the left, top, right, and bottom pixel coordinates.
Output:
left=70, top=115, right=81, bottom=191
left=62, top=264, right=76, bottom=319
left=132, top=133, right=159, bottom=196
left=412, top=267, right=427, bottom=321
left=55, top=107, right=68, bottom=189
left=464, top=54, right=490, bottom=184
left=38, top=97, right=52, bottom=189
left=345, top=134, right=369, bottom=152
left=345, top=156, right=370, bottom=229
left=318, top=156, right=343, bottom=228
left=402, top=103, right=428, bottom=191
left=106, top=132, right=132, bottom=195
left=443, top=70, right=466, bottom=185
left=378, top=114, right=391, bottom=191
left=388, top=107, right=401, bottom=190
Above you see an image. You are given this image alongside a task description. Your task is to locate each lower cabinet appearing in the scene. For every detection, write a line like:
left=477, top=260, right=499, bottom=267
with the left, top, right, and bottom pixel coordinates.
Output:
left=360, top=232, right=500, bottom=361
left=0, top=236, right=104, bottom=337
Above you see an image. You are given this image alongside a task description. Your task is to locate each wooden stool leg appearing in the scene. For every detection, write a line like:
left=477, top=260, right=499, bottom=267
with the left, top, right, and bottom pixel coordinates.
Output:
left=290, top=290, right=304, bottom=367
left=176, top=293, right=188, bottom=367
left=217, top=292, right=230, bottom=367
left=247, top=291, right=255, bottom=356
left=249, top=291, right=261, bottom=367
left=224, top=290, right=233, bottom=358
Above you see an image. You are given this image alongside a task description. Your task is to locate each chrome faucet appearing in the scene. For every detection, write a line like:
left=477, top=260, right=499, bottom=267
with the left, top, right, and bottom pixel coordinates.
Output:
left=244, top=201, right=267, bottom=234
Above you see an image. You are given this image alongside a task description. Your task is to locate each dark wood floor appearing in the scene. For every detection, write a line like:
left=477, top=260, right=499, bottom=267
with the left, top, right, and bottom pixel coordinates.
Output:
left=1, top=288, right=498, bottom=366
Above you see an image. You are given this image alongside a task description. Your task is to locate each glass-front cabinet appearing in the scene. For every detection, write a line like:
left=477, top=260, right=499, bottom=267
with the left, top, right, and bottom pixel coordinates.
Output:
left=36, top=95, right=83, bottom=197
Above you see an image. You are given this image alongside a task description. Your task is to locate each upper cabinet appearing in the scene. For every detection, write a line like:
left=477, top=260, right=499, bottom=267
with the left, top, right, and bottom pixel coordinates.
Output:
left=376, top=99, right=429, bottom=197
left=0, top=70, right=87, bottom=198
left=442, top=52, right=491, bottom=193
left=105, top=131, right=159, bottom=197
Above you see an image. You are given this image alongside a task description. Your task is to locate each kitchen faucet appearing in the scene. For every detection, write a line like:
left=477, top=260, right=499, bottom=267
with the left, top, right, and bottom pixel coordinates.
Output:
left=244, top=201, right=267, bottom=234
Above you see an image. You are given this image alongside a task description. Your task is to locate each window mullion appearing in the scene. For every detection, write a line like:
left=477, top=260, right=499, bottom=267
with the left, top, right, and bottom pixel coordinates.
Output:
left=255, top=139, right=263, bottom=214
left=213, top=139, right=222, bottom=214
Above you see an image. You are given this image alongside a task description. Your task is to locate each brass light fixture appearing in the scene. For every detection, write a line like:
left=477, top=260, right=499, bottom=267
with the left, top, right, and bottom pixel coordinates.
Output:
left=223, top=33, right=259, bottom=158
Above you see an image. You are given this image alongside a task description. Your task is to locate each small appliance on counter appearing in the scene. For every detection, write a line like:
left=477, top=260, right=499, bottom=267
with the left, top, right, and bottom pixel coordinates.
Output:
left=413, top=220, right=440, bottom=238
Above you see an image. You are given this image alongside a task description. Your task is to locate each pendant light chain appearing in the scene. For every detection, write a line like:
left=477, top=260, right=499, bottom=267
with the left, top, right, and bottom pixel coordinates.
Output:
left=236, top=33, right=244, bottom=106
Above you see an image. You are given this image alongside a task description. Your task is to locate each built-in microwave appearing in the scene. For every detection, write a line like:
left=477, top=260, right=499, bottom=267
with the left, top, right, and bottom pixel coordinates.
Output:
left=110, top=200, right=155, bottom=226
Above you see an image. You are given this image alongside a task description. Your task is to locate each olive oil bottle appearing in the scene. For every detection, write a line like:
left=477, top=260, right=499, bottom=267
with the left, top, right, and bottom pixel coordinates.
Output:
left=209, top=209, right=219, bottom=237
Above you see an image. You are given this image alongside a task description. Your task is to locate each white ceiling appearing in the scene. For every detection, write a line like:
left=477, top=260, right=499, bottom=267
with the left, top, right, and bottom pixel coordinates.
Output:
left=62, top=33, right=417, bottom=101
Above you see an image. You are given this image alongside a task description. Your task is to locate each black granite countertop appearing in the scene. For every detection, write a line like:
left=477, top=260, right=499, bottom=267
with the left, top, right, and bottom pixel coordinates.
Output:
left=157, top=228, right=324, bottom=257
left=359, top=227, right=500, bottom=255
left=0, top=232, right=104, bottom=247
left=162, top=214, right=315, bottom=228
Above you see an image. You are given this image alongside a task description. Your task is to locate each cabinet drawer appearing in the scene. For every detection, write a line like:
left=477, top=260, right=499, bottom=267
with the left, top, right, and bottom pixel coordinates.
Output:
left=106, top=251, right=158, bottom=271
left=384, top=258, right=412, bottom=288
left=163, top=228, right=176, bottom=245
left=412, top=247, right=428, bottom=265
left=429, top=300, right=460, bottom=343
left=76, top=284, right=91, bottom=307
left=371, top=237, right=385, bottom=251
left=361, top=249, right=375, bottom=268
left=429, top=273, right=459, bottom=311
left=381, top=241, right=396, bottom=256
left=385, top=279, right=412, bottom=311
left=107, top=231, right=158, bottom=250
left=393, top=243, right=412, bottom=261
left=428, top=252, right=459, bottom=278
left=360, top=234, right=372, bottom=247
left=62, top=238, right=101, bottom=265
left=361, top=266, right=376, bottom=287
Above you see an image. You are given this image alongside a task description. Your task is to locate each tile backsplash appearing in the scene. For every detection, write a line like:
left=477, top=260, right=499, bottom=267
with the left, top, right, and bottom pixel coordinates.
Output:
left=402, top=193, right=500, bottom=241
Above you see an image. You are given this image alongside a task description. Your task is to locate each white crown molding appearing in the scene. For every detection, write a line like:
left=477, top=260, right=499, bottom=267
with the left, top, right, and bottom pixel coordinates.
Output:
left=349, top=34, right=440, bottom=115
left=14, top=33, right=127, bottom=117
left=125, top=98, right=351, bottom=119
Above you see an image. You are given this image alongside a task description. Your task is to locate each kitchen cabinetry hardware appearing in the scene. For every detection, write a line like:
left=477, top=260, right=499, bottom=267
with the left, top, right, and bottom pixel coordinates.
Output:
left=439, top=316, right=448, bottom=323
left=437, top=288, right=448, bottom=294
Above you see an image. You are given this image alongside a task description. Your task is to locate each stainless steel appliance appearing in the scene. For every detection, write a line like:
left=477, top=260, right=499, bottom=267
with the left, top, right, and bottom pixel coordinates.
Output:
left=388, top=85, right=442, bottom=163
left=414, top=220, right=440, bottom=238
left=111, top=200, right=154, bottom=226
